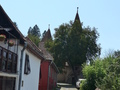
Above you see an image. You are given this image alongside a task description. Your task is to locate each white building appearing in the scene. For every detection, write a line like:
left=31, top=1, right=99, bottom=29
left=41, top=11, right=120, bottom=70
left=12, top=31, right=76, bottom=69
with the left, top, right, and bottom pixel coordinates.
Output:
left=0, top=5, right=44, bottom=90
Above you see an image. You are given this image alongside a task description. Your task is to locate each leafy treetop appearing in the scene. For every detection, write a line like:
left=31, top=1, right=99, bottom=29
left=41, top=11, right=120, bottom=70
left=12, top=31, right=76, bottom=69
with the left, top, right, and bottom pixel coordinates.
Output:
left=27, top=24, right=41, bottom=46
left=45, top=20, right=101, bottom=69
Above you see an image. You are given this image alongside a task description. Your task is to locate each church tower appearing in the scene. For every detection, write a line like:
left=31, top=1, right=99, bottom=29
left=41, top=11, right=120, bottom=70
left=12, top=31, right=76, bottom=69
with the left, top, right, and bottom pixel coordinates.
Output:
left=74, top=7, right=80, bottom=23
left=41, top=25, right=52, bottom=42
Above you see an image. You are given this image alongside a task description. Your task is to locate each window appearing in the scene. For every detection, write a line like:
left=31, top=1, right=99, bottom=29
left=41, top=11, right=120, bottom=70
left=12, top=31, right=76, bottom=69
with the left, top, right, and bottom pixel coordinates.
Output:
left=7, top=52, right=12, bottom=71
left=3, top=50, right=7, bottom=59
left=0, top=76, right=15, bottom=90
left=7, top=62, right=12, bottom=71
left=12, top=55, right=17, bottom=73
left=0, top=46, right=17, bottom=73
left=24, top=54, right=31, bottom=75
left=2, top=60, right=6, bottom=71
left=2, top=50, right=7, bottom=71
left=8, top=53, right=12, bottom=60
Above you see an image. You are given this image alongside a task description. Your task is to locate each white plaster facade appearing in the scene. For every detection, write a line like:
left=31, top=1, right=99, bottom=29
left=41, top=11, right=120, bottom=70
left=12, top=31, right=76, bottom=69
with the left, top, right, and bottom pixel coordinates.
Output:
left=0, top=5, right=43, bottom=90
left=0, top=41, right=42, bottom=90
left=20, top=46, right=41, bottom=90
left=14, top=45, right=41, bottom=90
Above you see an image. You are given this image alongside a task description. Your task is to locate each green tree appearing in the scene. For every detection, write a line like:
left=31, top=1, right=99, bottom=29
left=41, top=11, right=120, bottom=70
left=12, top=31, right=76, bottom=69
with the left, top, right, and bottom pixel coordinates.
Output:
left=28, top=27, right=32, bottom=35
left=28, top=24, right=41, bottom=37
left=27, top=25, right=41, bottom=46
left=96, top=57, right=120, bottom=90
left=80, top=52, right=120, bottom=90
left=27, top=34, right=40, bottom=46
left=81, top=56, right=114, bottom=90
left=114, top=50, right=120, bottom=58
left=45, top=20, right=100, bottom=81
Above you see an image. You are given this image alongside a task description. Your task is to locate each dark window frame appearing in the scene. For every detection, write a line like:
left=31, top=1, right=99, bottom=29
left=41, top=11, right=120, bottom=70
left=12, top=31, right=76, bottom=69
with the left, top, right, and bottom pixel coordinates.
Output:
left=24, top=54, right=31, bottom=75
left=0, top=76, right=16, bottom=90
left=0, top=46, right=17, bottom=73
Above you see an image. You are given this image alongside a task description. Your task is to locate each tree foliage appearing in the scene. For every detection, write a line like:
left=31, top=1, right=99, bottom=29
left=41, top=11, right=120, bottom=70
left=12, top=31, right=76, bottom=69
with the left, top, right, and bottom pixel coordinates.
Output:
left=28, top=24, right=41, bottom=37
left=81, top=53, right=120, bottom=90
left=45, top=20, right=101, bottom=70
left=81, top=57, right=109, bottom=90
left=28, top=34, right=40, bottom=46
left=114, top=50, right=120, bottom=58
left=96, top=58, right=120, bottom=90
left=27, top=24, right=41, bottom=46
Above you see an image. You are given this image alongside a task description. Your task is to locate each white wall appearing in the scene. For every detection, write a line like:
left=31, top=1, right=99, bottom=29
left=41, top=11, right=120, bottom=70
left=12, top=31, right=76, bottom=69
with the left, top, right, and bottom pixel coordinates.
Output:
left=0, top=43, right=41, bottom=90
left=19, top=47, right=41, bottom=90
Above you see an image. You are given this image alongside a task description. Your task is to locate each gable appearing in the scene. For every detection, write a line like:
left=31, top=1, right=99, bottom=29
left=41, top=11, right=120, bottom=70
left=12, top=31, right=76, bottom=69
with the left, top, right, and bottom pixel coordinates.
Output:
left=0, top=5, right=44, bottom=61
left=0, top=5, right=25, bottom=44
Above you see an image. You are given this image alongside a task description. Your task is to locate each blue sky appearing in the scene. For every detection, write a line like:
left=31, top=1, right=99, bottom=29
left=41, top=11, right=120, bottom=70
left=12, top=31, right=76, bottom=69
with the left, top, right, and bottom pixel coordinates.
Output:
left=1, top=0, right=120, bottom=57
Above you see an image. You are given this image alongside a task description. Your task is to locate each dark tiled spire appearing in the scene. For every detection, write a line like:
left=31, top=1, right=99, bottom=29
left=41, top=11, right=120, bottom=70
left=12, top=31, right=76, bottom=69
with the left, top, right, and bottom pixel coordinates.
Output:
left=39, top=25, right=53, bottom=60
left=41, top=24, right=52, bottom=42
left=74, top=7, right=80, bottom=23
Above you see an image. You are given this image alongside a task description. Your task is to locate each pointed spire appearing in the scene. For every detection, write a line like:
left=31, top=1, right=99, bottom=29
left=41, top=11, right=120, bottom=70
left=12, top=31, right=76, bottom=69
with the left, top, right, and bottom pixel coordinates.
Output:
left=48, top=24, right=50, bottom=29
left=47, top=24, right=52, bottom=40
left=41, top=24, right=52, bottom=42
left=74, top=7, right=80, bottom=23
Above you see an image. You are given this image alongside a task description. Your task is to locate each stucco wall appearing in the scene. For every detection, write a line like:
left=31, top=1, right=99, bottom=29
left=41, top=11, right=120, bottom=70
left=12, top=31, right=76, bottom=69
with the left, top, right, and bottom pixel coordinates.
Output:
left=0, top=43, right=41, bottom=90
left=57, top=67, right=72, bottom=83
left=17, top=46, right=41, bottom=90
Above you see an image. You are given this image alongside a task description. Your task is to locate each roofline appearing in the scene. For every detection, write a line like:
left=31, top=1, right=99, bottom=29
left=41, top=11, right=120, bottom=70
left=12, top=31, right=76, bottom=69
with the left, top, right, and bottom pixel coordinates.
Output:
left=26, top=37, right=45, bottom=61
left=0, top=5, right=25, bottom=41
left=27, top=44, right=45, bottom=61
left=0, top=5, right=45, bottom=61
left=52, top=61, right=59, bottom=73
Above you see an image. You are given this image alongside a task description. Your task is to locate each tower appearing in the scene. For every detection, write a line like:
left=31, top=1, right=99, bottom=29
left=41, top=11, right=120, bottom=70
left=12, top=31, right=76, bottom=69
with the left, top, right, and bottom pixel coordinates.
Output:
left=74, top=7, right=80, bottom=23
left=41, top=25, right=52, bottom=42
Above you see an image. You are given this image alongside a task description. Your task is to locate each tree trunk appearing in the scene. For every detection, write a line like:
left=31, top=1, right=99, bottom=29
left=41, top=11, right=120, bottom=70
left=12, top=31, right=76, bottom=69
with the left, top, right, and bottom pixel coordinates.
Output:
left=67, top=59, right=78, bottom=85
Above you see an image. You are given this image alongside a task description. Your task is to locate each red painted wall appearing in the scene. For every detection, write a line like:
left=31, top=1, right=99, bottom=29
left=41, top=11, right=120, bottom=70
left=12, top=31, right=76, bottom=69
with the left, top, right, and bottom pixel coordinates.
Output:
left=39, top=61, right=57, bottom=90
left=39, top=61, right=49, bottom=90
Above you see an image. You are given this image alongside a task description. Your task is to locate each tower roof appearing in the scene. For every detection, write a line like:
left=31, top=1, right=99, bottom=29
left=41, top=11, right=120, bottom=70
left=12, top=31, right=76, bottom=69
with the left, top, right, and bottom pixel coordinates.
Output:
left=74, top=7, right=80, bottom=23
left=39, top=25, right=53, bottom=61
left=41, top=25, right=52, bottom=42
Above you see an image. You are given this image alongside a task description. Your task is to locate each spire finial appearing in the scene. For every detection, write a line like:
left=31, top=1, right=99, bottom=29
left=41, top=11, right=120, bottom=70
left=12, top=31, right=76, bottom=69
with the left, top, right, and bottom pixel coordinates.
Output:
left=48, top=24, right=50, bottom=29
left=77, top=7, right=79, bottom=12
